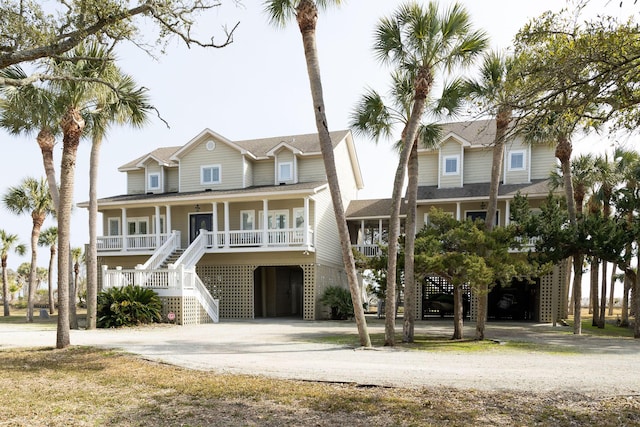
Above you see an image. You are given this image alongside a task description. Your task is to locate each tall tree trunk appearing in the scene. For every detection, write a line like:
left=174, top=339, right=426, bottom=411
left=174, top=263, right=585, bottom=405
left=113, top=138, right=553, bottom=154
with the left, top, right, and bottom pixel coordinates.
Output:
left=452, top=284, right=463, bottom=340
left=402, top=142, right=418, bottom=343
left=567, top=259, right=574, bottom=316
left=56, top=107, right=84, bottom=349
left=37, top=128, right=61, bottom=210
left=477, top=111, right=509, bottom=340
left=555, top=134, right=581, bottom=334
left=621, top=272, right=631, bottom=327
left=635, top=252, right=640, bottom=339
left=590, top=258, right=599, bottom=324
left=295, top=0, right=370, bottom=347
left=69, top=257, right=78, bottom=329
left=572, top=254, right=584, bottom=334
left=2, top=259, right=9, bottom=316
left=48, top=246, right=56, bottom=315
left=598, top=260, right=607, bottom=328
left=86, top=135, right=101, bottom=329
left=608, top=266, right=616, bottom=317
left=26, top=215, right=44, bottom=323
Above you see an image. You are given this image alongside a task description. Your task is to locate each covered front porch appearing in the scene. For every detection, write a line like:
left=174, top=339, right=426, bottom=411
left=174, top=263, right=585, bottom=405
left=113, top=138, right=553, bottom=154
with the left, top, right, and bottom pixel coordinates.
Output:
left=94, top=193, right=316, bottom=255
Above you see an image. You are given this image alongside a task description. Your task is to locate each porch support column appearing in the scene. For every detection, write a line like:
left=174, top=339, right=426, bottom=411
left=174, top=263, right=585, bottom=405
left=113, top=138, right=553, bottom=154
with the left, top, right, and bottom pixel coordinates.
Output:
left=304, top=197, right=310, bottom=246
left=505, top=200, right=511, bottom=226
left=456, top=202, right=461, bottom=221
left=378, top=219, right=383, bottom=244
left=359, top=220, right=365, bottom=245
left=154, top=205, right=161, bottom=247
left=165, top=205, right=172, bottom=235
left=212, top=202, right=218, bottom=248
left=262, top=199, right=269, bottom=247
left=224, top=201, right=230, bottom=248
left=121, top=207, right=128, bottom=250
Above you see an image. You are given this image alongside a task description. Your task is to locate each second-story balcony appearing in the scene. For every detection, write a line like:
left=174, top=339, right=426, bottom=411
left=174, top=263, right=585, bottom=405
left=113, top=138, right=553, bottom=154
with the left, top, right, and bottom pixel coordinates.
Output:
left=97, top=227, right=315, bottom=254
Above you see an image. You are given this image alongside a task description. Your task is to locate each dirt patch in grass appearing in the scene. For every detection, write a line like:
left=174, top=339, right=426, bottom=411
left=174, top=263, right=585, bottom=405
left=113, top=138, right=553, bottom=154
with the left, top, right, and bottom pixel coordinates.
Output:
left=1, top=347, right=637, bottom=427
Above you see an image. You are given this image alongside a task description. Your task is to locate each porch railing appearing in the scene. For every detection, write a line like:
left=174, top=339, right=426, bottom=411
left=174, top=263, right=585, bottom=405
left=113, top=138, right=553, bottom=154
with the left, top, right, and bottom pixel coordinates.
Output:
left=97, top=233, right=170, bottom=251
left=101, top=264, right=219, bottom=323
left=142, top=231, right=181, bottom=270
left=205, top=228, right=314, bottom=248
left=175, top=230, right=207, bottom=268
left=353, top=244, right=383, bottom=257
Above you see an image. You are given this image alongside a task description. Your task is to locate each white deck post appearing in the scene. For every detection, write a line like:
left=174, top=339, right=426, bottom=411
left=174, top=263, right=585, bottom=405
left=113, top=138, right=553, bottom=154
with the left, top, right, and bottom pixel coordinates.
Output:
left=224, top=201, right=230, bottom=248
left=212, top=202, right=218, bottom=248
left=262, top=199, right=269, bottom=246
left=121, top=208, right=128, bottom=250
left=304, top=197, right=310, bottom=246
left=155, top=206, right=161, bottom=247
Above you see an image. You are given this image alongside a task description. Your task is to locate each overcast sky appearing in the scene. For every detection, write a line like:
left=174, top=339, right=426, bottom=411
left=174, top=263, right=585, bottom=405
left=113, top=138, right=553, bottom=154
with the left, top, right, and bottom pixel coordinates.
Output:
left=0, top=0, right=637, bottom=273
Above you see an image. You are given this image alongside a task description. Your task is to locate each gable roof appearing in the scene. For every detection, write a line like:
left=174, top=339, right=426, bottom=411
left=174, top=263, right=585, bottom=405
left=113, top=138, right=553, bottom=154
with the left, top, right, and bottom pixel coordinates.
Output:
left=420, top=119, right=497, bottom=152
left=118, top=146, right=181, bottom=172
left=119, top=129, right=354, bottom=170
left=346, top=198, right=407, bottom=219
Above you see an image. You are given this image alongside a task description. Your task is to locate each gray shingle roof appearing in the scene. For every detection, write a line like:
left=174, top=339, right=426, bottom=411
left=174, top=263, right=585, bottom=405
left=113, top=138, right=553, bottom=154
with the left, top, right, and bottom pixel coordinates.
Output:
left=119, top=130, right=350, bottom=171
left=80, top=181, right=328, bottom=207
left=346, top=198, right=406, bottom=218
left=416, top=179, right=554, bottom=201
left=438, top=119, right=497, bottom=147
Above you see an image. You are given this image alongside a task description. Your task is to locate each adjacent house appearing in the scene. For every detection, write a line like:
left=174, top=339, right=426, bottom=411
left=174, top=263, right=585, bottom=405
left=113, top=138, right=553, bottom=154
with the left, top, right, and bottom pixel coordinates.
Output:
left=346, top=119, right=569, bottom=323
left=82, top=119, right=568, bottom=325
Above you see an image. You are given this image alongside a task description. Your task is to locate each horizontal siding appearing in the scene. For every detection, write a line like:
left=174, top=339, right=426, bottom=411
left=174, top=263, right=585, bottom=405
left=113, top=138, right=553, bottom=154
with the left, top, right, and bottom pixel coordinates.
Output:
left=439, top=139, right=462, bottom=188
left=252, top=160, right=274, bottom=186
left=334, top=139, right=359, bottom=202
left=531, top=145, right=557, bottom=180
left=313, top=188, right=343, bottom=267
left=276, top=149, right=295, bottom=184
left=127, top=170, right=145, bottom=194
left=504, top=139, right=529, bottom=184
left=166, top=168, right=179, bottom=193
left=463, top=148, right=492, bottom=184
left=298, top=157, right=326, bottom=183
left=418, top=152, right=438, bottom=186
left=179, top=137, right=244, bottom=192
left=243, top=157, right=252, bottom=189
left=145, top=163, right=162, bottom=193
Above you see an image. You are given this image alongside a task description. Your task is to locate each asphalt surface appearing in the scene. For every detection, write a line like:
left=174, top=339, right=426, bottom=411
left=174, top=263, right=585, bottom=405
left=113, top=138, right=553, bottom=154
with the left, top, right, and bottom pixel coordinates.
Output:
left=1, top=317, right=638, bottom=394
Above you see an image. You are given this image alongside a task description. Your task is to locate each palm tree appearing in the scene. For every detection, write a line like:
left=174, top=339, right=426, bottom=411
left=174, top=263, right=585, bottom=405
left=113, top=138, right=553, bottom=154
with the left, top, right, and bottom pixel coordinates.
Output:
left=0, top=230, right=26, bottom=316
left=264, top=0, right=371, bottom=347
left=464, top=50, right=515, bottom=339
left=70, top=247, right=83, bottom=329
left=351, top=72, right=463, bottom=342
left=371, top=1, right=487, bottom=345
left=549, top=152, right=596, bottom=332
left=85, top=73, right=152, bottom=330
left=3, top=177, right=54, bottom=322
left=38, top=226, right=58, bottom=315
left=0, top=66, right=63, bottom=209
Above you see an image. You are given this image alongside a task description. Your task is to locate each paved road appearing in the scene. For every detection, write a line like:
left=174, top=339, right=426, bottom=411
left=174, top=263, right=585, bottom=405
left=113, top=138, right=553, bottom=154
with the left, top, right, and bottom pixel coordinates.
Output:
left=1, top=318, right=638, bottom=394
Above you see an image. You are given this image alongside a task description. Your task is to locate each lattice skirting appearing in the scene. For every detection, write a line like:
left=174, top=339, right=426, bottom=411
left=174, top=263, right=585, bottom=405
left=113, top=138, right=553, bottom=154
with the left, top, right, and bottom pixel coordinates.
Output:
left=196, top=263, right=318, bottom=320
left=159, top=296, right=212, bottom=325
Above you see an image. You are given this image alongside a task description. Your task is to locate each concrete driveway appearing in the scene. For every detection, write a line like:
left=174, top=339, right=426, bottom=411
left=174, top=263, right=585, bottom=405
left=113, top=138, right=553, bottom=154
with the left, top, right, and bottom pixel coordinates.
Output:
left=1, top=318, right=638, bottom=394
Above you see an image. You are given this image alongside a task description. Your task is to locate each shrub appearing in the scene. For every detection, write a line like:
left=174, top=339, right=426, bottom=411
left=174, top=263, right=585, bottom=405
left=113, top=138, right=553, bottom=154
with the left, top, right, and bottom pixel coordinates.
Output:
left=97, top=285, right=162, bottom=328
left=320, top=286, right=354, bottom=320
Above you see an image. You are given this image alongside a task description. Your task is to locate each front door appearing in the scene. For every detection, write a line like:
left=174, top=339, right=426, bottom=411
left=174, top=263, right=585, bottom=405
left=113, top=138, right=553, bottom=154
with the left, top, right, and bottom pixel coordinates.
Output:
left=189, top=213, right=213, bottom=243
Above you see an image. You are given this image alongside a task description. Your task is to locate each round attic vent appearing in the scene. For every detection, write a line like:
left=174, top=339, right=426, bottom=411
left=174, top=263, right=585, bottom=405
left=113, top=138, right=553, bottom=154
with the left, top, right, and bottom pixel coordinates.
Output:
left=205, top=140, right=216, bottom=151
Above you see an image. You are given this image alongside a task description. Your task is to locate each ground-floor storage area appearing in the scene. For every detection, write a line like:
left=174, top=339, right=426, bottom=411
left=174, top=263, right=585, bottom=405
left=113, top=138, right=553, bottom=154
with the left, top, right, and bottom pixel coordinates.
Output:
left=253, top=266, right=304, bottom=318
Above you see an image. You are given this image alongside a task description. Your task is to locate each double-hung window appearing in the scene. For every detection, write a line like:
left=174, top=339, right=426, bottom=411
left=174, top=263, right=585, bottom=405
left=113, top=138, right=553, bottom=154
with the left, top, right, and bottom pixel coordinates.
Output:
left=279, top=162, right=293, bottom=182
left=443, top=155, right=459, bottom=175
left=201, top=164, right=221, bottom=185
left=148, top=173, right=161, bottom=191
left=508, top=150, right=526, bottom=171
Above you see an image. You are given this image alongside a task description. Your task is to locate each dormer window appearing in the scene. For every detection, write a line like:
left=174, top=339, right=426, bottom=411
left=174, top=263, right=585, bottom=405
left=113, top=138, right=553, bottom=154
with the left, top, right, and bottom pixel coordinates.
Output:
left=508, top=150, right=526, bottom=171
left=148, top=173, right=161, bottom=191
left=279, top=162, right=293, bottom=182
left=201, top=164, right=221, bottom=185
left=443, top=155, right=460, bottom=175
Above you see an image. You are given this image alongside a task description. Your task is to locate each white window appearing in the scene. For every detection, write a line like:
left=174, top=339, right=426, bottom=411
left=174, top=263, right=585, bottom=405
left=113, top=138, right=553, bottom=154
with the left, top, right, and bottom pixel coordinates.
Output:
left=508, top=150, right=526, bottom=171
left=443, top=155, right=459, bottom=175
left=108, top=218, right=120, bottom=236
left=240, top=210, right=255, bottom=230
left=148, top=173, right=161, bottom=190
left=259, top=210, right=289, bottom=229
left=201, top=165, right=221, bottom=185
left=279, top=162, right=293, bottom=182
left=127, top=217, right=149, bottom=235
left=293, top=208, right=305, bottom=229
